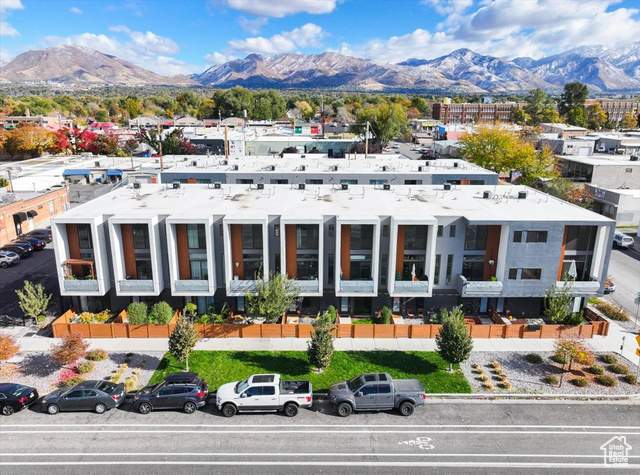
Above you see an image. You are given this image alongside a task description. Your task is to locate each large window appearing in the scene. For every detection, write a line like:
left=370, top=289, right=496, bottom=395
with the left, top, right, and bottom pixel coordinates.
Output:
left=242, top=224, right=263, bottom=249
left=187, top=224, right=206, bottom=249
left=404, top=225, right=427, bottom=251
left=445, top=255, right=454, bottom=285
left=462, top=255, right=484, bottom=281
left=296, top=224, right=319, bottom=250
left=296, top=253, right=318, bottom=280
left=464, top=225, right=487, bottom=250
left=350, top=259, right=372, bottom=280
left=521, top=268, right=541, bottom=280
left=350, top=224, right=373, bottom=250
left=77, top=224, right=93, bottom=249
left=565, top=226, right=597, bottom=251
left=190, top=260, right=208, bottom=280
left=132, top=224, right=149, bottom=249
left=135, top=256, right=152, bottom=280
left=526, top=231, right=548, bottom=243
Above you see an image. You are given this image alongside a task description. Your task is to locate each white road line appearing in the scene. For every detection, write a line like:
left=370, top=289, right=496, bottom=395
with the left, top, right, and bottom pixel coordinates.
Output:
left=0, top=461, right=637, bottom=469
left=0, top=429, right=637, bottom=435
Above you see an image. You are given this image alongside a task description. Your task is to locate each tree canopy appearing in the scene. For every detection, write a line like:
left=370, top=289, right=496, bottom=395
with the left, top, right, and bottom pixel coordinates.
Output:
left=559, top=82, right=589, bottom=126
left=352, top=101, right=408, bottom=148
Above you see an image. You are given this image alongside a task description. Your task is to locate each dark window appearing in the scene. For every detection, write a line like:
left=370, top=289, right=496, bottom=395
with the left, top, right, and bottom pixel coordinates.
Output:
left=340, top=179, right=357, bottom=184
left=377, top=384, right=391, bottom=394
left=66, top=390, right=84, bottom=398
left=360, top=385, right=376, bottom=395
left=434, top=254, right=441, bottom=285
left=565, top=226, right=597, bottom=251
left=404, top=225, right=427, bottom=251
left=262, top=386, right=276, bottom=396
left=449, top=225, right=456, bottom=238
left=513, top=231, right=522, bottom=243
left=242, top=224, right=263, bottom=249
left=187, top=224, right=206, bottom=249
left=437, top=225, right=443, bottom=237
left=328, top=224, right=335, bottom=237
left=297, top=224, right=319, bottom=249
left=245, top=387, right=262, bottom=397
left=158, top=388, right=173, bottom=396
left=464, top=225, right=488, bottom=250
left=236, top=178, right=253, bottom=184
left=508, top=268, right=518, bottom=280
left=380, top=254, right=388, bottom=286
left=328, top=254, right=335, bottom=285
left=135, top=257, right=152, bottom=280
left=462, top=255, right=484, bottom=281
left=306, top=179, right=323, bottom=184
left=382, top=225, right=389, bottom=238
left=445, top=255, right=454, bottom=285
left=404, top=179, right=421, bottom=185
left=77, top=224, right=93, bottom=249
left=350, top=224, right=373, bottom=250
left=132, top=224, right=149, bottom=249
left=526, top=231, right=548, bottom=243
left=521, top=268, right=541, bottom=280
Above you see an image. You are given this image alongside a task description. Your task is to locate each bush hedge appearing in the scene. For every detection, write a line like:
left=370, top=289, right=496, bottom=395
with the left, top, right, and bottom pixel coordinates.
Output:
left=127, top=302, right=149, bottom=325
left=623, top=374, right=637, bottom=385
left=544, top=375, right=559, bottom=385
left=76, top=361, right=95, bottom=374
left=59, top=376, right=86, bottom=388
left=571, top=377, right=589, bottom=387
left=593, top=301, right=630, bottom=322
left=589, top=364, right=605, bottom=375
left=150, top=302, right=173, bottom=325
left=86, top=348, right=108, bottom=361
left=600, top=354, right=617, bottom=364
left=608, top=364, right=629, bottom=375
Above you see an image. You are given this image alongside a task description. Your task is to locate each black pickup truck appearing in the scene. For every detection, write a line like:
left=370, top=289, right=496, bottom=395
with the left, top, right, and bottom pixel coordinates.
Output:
left=327, top=372, right=426, bottom=417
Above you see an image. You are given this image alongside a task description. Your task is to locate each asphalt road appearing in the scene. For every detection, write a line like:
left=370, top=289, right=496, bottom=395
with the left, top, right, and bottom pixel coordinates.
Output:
left=1, top=400, right=638, bottom=474
left=604, top=243, right=640, bottom=328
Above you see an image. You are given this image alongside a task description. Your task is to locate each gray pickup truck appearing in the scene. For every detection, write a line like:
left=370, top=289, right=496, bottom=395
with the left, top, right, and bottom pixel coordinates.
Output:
left=327, top=372, right=426, bottom=417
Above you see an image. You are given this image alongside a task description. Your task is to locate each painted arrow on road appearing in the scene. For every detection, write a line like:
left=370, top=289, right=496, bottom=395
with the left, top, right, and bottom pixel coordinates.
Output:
left=398, top=436, right=434, bottom=450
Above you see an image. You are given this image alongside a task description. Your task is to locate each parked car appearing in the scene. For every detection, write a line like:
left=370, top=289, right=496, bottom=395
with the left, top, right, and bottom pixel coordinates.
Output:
left=0, top=383, right=39, bottom=416
left=20, top=229, right=52, bottom=243
left=0, top=244, right=33, bottom=258
left=613, top=232, right=634, bottom=249
left=327, top=373, right=426, bottom=417
left=12, top=237, right=45, bottom=251
left=216, top=373, right=312, bottom=417
left=42, top=380, right=125, bottom=414
left=134, top=372, right=209, bottom=414
left=0, top=251, right=20, bottom=268
left=604, top=279, right=616, bottom=294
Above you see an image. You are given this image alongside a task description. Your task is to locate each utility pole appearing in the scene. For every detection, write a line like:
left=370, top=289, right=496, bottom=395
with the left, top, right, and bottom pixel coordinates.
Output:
left=157, top=124, right=163, bottom=171
left=321, top=99, right=325, bottom=139
left=365, top=121, right=370, bottom=159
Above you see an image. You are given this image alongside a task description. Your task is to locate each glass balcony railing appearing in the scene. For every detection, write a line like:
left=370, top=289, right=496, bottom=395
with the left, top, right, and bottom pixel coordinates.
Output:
left=228, top=279, right=258, bottom=294
left=175, top=280, right=209, bottom=292
left=394, top=281, right=430, bottom=293
left=63, top=279, right=99, bottom=292
left=554, top=280, right=600, bottom=295
left=456, top=274, right=503, bottom=297
left=339, top=280, right=375, bottom=294
left=296, top=279, right=320, bottom=293
left=118, top=280, right=154, bottom=292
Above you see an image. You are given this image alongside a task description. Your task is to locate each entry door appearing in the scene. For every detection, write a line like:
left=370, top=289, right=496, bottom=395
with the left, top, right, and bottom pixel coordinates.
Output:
left=354, top=384, right=376, bottom=409
left=61, top=389, right=85, bottom=411
left=239, top=386, right=264, bottom=409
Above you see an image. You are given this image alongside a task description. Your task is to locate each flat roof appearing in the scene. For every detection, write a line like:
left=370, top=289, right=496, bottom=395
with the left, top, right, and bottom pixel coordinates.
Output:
left=558, top=154, right=640, bottom=166
left=54, top=183, right=612, bottom=225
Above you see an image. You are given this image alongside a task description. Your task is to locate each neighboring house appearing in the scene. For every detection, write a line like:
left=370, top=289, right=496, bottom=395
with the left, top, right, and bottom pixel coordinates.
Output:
left=51, top=183, right=613, bottom=319
left=540, top=138, right=594, bottom=156
left=539, top=123, right=589, bottom=139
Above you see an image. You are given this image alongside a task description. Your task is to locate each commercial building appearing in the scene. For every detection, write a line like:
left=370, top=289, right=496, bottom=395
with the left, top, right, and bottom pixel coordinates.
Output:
left=557, top=154, right=640, bottom=188
left=432, top=102, right=524, bottom=125
left=51, top=182, right=614, bottom=319
left=586, top=185, right=640, bottom=226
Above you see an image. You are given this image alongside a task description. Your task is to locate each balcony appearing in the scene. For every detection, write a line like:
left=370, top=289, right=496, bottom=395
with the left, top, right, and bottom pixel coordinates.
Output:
left=456, top=274, right=503, bottom=297
left=339, top=280, right=375, bottom=294
left=118, top=280, right=154, bottom=292
left=175, top=280, right=209, bottom=292
left=228, top=279, right=258, bottom=294
left=554, top=279, right=600, bottom=296
left=394, top=280, right=430, bottom=294
left=63, top=279, right=99, bottom=292
left=296, top=279, right=320, bottom=293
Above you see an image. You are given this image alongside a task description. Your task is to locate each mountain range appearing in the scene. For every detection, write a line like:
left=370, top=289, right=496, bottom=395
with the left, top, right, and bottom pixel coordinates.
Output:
left=1, top=43, right=639, bottom=92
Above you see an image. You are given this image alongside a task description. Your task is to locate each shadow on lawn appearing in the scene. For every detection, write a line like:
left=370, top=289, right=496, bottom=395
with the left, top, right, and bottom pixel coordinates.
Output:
left=343, top=351, right=440, bottom=376
left=231, top=352, right=310, bottom=376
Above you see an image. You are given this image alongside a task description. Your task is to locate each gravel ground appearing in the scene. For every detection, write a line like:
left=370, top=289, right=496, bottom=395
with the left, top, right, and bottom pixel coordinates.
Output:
left=460, top=351, right=640, bottom=396
left=0, top=350, right=165, bottom=395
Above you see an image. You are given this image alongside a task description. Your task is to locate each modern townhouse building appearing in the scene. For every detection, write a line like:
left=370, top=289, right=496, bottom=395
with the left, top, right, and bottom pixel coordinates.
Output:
left=51, top=182, right=614, bottom=319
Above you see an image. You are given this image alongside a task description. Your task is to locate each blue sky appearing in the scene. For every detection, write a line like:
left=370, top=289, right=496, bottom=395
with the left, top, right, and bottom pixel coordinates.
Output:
left=1, top=0, right=639, bottom=75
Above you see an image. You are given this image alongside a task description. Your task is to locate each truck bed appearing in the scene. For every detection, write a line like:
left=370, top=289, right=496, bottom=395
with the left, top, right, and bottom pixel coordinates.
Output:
left=393, top=379, right=425, bottom=393
left=280, top=380, right=311, bottom=394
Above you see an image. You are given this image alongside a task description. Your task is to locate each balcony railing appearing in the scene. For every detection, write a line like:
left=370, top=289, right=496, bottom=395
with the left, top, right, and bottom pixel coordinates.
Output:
left=175, top=280, right=209, bottom=292
left=228, top=279, right=258, bottom=294
left=456, top=274, right=503, bottom=297
left=296, top=279, right=320, bottom=293
left=554, top=279, right=600, bottom=296
left=394, top=280, right=430, bottom=293
left=63, top=279, right=99, bottom=292
left=339, top=280, right=375, bottom=294
left=118, top=280, right=154, bottom=292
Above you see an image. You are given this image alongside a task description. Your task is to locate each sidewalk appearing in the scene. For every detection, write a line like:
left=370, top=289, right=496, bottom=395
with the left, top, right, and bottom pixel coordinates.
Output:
left=13, top=319, right=640, bottom=365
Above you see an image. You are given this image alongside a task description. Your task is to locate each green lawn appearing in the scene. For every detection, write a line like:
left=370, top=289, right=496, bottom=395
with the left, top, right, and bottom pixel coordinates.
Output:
left=148, top=351, right=471, bottom=393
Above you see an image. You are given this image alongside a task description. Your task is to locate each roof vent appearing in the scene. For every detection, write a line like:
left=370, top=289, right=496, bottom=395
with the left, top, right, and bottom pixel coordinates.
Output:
left=172, top=182, right=181, bottom=189
left=630, top=155, right=638, bottom=161
left=192, top=160, right=198, bottom=167
left=483, top=190, right=492, bottom=199
left=418, top=166, right=423, bottom=172
left=331, top=165, right=339, bottom=172
left=300, top=165, right=306, bottom=171
left=381, top=165, right=387, bottom=172
left=133, top=182, right=141, bottom=189
left=453, top=162, right=458, bottom=168
left=298, top=183, right=306, bottom=190
left=341, top=183, right=349, bottom=190
left=383, top=183, right=391, bottom=190
left=518, top=190, right=528, bottom=199
left=443, top=183, right=451, bottom=191
left=257, top=183, right=264, bottom=190
left=267, top=165, right=275, bottom=171
left=221, top=160, right=228, bottom=166
left=214, top=182, right=221, bottom=189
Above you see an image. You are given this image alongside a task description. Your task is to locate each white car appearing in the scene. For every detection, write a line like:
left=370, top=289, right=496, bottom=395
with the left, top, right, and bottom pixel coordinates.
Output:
left=0, top=250, right=20, bottom=268
left=613, top=233, right=634, bottom=249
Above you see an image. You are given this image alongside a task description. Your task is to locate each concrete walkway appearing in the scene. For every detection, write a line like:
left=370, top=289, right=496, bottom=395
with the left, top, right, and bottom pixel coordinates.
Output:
left=13, top=319, right=640, bottom=365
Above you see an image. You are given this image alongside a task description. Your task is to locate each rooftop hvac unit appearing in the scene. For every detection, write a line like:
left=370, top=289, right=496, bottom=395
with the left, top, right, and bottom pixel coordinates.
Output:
left=483, top=190, right=492, bottom=199
left=267, top=165, right=275, bottom=171
left=301, top=155, right=306, bottom=158
left=94, top=161, right=101, bottom=167
left=630, top=155, right=639, bottom=161
left=172, top=182, right=181, bottom=189
left=257, top=183, right=264, bottom=190
left=418, top=166, right=423, bottom=172
left=298, top=183, right=306, bottom=190
left=133, top=182, right=141, bottom=189
left=453, top=162, right=458, bottom=168
left=341, top=183, right=349, bottom=190
left=192, top=161, right=198, bottom=167
left=443, top=183, right=451, bottom=191
left=232, top=165, right=239, bottom=171
left=221, top=160, right=228, bottom=165
left=331, top=165, right=339, bottom=172
left=214, top=182, right=221, bottom=189
left=518, top=190, right=528, bottom=199
left=300, top=165, right=306, bottom=171
left=383, top=183, right=391, bottom=190
left=381, top=166, right=387, bottom=172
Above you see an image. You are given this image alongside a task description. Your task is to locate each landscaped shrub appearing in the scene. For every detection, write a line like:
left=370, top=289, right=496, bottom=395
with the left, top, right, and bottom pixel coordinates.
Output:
left=127, top=302, right=149, bottom=325
left=76, top=361, right=95, bottom=374
left=623, top=374, right=637, bottom=385
left=124, top=375, right=138, bottom=392
left=571, top=377, right=589, bottom=387
left=600, top=354, right=617, bottom=364
left=59, top=376, right=86, bottom=388
left=150, top=302, right=173, bottom=325
left=471, top=362, right=480, bottom=369
left=525, top=353, right=543, bottom=364
left=499, top=381, right=512, bottom=390
left=482, top=382, right=494, bottom=390
left=589, top=364, right=605, bottom=375
left=593, top=300, right=630, bottom=322
left=499, top=374, right=509, bottom=382
left=595, top=374, right=617, bottom=387
left=608, top=364, right=629, bottom=375
left=326, top=305, right=337, bottom=323
left=376, top=306, right=392, bottom=324
left=86, top=348, right=108, bottom=361
left=474, top=368, right=485, bottom=375
left=51, top=332, right=88, bottom=365
left=78, top=312, right=94, bottom=323
left=478, top=374, right=489, bottom=382
left=544, top=375, right=559, bottom=385
left=554, top=338, right=593, bottom=371
left=489, top=360, right=500, bottom=369
left=93, top=310, right=111, bottom=323
left=0, top=334, right=19, bottom=363
left=551, top=354, right=567, bottom=364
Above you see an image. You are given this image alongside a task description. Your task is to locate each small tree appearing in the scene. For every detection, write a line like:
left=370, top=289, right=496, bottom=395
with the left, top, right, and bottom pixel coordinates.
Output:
left=435, top=306, right=473, bottom=372
left=51, top=332, right=88, bottom=366
left=15, top=280, right=52, bottom=323
left=0, top=335, right=19, bottom=365
left=245, top=272, right=301, bottom=323
left=307, top=311, right=335, bottom=372
left=555, top=338, right=593, bottom=374
left=544, top=273, right=583, bottom=325
left=168, top=316, right=199, bottom=371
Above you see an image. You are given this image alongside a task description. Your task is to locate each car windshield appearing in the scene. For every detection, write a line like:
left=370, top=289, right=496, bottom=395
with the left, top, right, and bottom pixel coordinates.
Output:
left=95, top=381, right=117, bottom=393
left=235, top=379, right=249, bottom=394
left=6, top=385, right=29, bottom=397
left=347, top=377, right=363, bottom=392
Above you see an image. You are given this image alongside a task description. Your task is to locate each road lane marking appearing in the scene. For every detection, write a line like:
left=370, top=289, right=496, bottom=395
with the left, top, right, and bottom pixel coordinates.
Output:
left=2, top=424, right=638, bottom=429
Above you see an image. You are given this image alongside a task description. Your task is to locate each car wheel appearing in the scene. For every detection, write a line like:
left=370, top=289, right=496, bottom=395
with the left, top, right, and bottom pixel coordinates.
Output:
left=221, top=403, right=237, bottom=418
left=1, top=405, right=15, bottom=416
left=184, top=401, right=197, bottom=414
left=337, top=402, right=353, bottom=417
left=0, top=262, right=8, bottom=268
left=47, top=404, right=60, bottom=415
left=94, top=403, right=107, bottom=414
left=283, top=402, right=299, bottom=417
left=399, top=401, right=415, bottom=416
left=138, top=402, right=152, bottom=415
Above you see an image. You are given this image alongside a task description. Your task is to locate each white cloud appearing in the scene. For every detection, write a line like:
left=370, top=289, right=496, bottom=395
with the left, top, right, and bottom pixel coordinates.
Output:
left=0, top=0, right=24, bottom=37
left=238, top=16, right=268, bottom=34
left=224, top=0, right=337, bottom=18
left=129, top=31, right=179, bottom=55
left=109, top=25, right=132, bottom=34
left=228, top=22, right=327, bottom=54
left=204, top=51, right=237, bottom=64
left=70, top=6, right=82, bottom=15
left=421, top=0, right=473, bottom=16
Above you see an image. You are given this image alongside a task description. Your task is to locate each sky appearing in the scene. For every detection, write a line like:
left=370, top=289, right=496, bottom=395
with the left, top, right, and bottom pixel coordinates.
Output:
left=1, top=0, right=639, bottom=76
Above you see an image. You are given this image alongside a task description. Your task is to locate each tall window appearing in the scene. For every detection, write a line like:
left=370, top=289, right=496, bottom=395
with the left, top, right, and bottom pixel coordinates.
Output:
left=434, top=254, right=441, bottom=285
left=462, top=255, right=484, bottom=281
left=565, top=226, right=597, bottom=251
left=296, top=224, right=319, bottom=250
left=77, top=224, right=93, bottom=249
left=464, top=225, right=488, bottom=250
left=132, top=224, right=149, bottom=249
left=404, top=225, right=427, bottom=251
left=328, top=254, right=335, bottom=285
left=242, top=224, right=263, bottom=249
left=350, top=224, right=373, bottom=250
left=187, top=224, right=207, bottom=280
left=449, top=225, right=456, bottom=238
left=445, top=255, right=454, bottom=285
left=187, top=224, right=206, bottom=249
left=380, top=254, right=388, bottom=286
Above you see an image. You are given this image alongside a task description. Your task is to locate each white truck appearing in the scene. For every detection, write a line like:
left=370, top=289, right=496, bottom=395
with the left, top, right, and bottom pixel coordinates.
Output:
left=215, top=374, right=312, bottom=417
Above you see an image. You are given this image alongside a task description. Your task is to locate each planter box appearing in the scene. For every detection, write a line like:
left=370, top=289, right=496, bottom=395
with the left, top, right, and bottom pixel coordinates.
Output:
left=240, top=325, right=261, bottom=338
left=297, top=324, right=314, bottom=338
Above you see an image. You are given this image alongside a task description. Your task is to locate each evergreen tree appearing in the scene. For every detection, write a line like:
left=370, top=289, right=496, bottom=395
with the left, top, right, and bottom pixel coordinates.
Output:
left=169, top=316, right=199, bottom=371
left=435, top=306, right=473, bottom=372
left=307, top=311, right=335, bottom=372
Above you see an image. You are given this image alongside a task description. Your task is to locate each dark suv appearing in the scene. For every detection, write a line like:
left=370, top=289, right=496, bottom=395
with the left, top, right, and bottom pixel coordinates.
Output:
left=134, top=372, right=209, bottom=414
